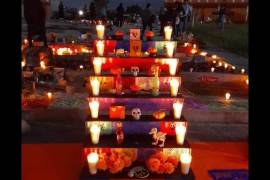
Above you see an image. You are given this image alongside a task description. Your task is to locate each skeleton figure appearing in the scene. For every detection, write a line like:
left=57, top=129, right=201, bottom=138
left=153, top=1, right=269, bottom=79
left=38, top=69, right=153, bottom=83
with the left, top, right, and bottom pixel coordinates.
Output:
left=131, top=66, right=140, bottom=76
left=131, top=108, right=141, bottom=120
left=149, top=128, right=167, bottom=147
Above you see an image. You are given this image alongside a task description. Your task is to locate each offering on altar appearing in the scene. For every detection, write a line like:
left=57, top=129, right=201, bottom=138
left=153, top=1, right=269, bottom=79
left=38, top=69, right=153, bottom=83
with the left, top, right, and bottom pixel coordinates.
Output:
left=87, top=152, right=99, bottom=174
left=149, top=128, right=167, bottom=147
left=147, top=47, right=157, bottom=57
left=115, top=122, right=124, bottom=144
left=180, top=153, right=192, bottom=175
left=90, top=124, right=101, bottom=144
left=131, top=108, right=142, bottom=120
left=96, top=40, right=105, bottom=56
left=90, top=78, right=100, bottom=96
left=131, top=66, right=140, bottom=76
left=93, top=57, right=103, bottom=75
left=89, top=99, right=99, bottom=119
left=165, top=42, right=175, bottom=57
left=173, top=101, right=183, bottom=119
left=109, top=104, right=125, bottom=119
left=145, top=31, right=154, bottom=41
left=96, top=148, right=138, bottom=174
left=153, top=110, right=166, bottom=120
left=115, top=31, right=124, bottom=40
left=170, top=78, right=180, bottom=97
left=175, top=122, right=187, bottom=145
left=130, top=84, right=140, bottom=93
left=146, top=151, right=178, bottom=174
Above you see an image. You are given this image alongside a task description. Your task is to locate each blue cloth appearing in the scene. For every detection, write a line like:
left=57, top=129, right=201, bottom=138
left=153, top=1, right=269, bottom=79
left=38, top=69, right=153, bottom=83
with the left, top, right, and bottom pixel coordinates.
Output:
left=208, top=169, right=249, bottom=180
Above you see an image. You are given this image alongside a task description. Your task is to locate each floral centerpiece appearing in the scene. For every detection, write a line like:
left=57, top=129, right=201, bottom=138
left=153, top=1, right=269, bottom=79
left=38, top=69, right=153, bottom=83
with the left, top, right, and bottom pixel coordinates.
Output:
left=146, top=151, right=178, bottom=174
left=96, top=148, right=138, bottom=174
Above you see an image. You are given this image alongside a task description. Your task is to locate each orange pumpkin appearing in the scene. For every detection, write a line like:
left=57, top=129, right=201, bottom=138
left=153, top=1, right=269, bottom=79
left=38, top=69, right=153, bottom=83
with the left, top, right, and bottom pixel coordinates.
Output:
left=153, top=110, right=166, bottom=119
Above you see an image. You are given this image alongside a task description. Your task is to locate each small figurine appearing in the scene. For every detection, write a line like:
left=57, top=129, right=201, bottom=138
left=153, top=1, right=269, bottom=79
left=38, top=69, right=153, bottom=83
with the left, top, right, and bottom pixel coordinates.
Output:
left=149, top=128, right=167, bottom=147
left=131, top=66, right=140, bottom=76
left=131, top=108, right=142, bottom=120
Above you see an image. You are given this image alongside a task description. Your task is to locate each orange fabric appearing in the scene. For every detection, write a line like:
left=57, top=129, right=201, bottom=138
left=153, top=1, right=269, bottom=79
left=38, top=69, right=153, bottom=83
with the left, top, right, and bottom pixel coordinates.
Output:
left=22, top=141, right=248, bottom=180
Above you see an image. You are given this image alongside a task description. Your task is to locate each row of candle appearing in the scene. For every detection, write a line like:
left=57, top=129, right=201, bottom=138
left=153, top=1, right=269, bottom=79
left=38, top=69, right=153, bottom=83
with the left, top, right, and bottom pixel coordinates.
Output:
left=90, top=77, right=181, bottom=97
left=86, top=150, right=192, bottom=175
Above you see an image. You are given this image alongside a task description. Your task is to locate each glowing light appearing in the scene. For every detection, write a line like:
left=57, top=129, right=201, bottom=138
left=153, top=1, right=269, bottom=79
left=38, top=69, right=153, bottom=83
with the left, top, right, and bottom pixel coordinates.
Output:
left=212, top=55, right=217, bottom=59
left=241, top=68, right=245, bottom=74
left=200, top=51, right=207, bottom=56
left=211, top=67, right=215, bottom=72
left=164, top=26, right=173, bottom=41
left=225, top=92, right=231, bottom=101
left=40, top=61, right=46, bottom=70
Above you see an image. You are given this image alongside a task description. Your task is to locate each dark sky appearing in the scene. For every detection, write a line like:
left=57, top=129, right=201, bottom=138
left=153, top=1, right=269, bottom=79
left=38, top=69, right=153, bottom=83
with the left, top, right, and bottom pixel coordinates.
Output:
left=59, top=0, right=163, bottom=11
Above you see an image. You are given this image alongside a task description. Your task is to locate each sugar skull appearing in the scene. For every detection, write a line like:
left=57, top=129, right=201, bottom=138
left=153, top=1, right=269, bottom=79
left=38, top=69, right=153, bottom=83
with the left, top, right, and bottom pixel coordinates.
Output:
left=131, top=108, right=142, bottom=120
left=131, top=66, right=140, bottom=76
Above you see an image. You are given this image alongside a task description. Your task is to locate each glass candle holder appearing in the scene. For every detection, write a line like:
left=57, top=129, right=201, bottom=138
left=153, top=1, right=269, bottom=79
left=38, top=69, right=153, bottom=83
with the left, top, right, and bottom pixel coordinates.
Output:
left=175, top=123, right=186, bottom=145
left=180, top=153, right=192, bottom=175
left=93, top=57, right=103, bottom=75
left=164, top=26, right=173, bottom=40
left=96, top=40, right=105, bottom=56
left=173, top=101, right=183, bottom=119
left=166, top=42, right=175, bottom=57
left=90, top=78, right=100, bottom=96
left=87, top=152, right=99, bottom=174
left=168, top=58, right=178, bottom=75
left=90, top=124, right=101, bottom=144
left=170, top=78, right=180, bottom=97
left=89, top=99, right=99, bottom=118
left=96, top=24, right=105, bottom=39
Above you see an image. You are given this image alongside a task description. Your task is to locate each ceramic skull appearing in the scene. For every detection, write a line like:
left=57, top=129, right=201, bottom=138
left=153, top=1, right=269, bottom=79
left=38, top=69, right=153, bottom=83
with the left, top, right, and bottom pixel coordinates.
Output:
left=131, top=108, right=141, bottom=120
left=131, top=66, right=140, bottom=76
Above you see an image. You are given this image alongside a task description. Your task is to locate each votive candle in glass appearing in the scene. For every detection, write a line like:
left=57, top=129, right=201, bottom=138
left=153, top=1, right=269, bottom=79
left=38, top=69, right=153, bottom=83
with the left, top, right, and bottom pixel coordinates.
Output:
left=40, top=61, right=46, bottom=70
left=166, top=42, right=175, bottom=57
left=96, top=40, right=105, bottom=56
left=90, top=124, right=101, bottom=144
left=164, top=26, right=173, bottom=40
left=175, top=123, right=187, bottom=145
left=168, top=58, right=178, bottom=75
left=96, top=24, right=105, bottom=39
left=180, top=153, right=192, bottom=175
left=87, top=152, right=99, bottom=174
left=173, top=101, right=184, bottom=119
left=93, top=57, right=103, bottom=75
left=89, top=99, right=99, bottom=118
left=90, top=78, right=100, bottom=96
left=170, top=78, right=180, bottom=97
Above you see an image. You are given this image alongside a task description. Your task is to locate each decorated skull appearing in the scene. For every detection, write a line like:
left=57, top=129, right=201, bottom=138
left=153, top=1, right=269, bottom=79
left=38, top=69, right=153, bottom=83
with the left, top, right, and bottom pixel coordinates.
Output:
left=131, top=66, right=140, bottom=76
left=131, top=108, right=142, bottom=120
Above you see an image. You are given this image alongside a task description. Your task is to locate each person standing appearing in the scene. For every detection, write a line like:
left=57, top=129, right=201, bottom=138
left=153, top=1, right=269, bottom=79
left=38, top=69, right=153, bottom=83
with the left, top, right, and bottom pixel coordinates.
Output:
left=24, top=0, right=48, bottom=47
left=116, top=3, right=125, bottom=27
left=141, top=3, right=153, bottom=38
left=182, top=0, right=192, bottom=32
left=175, top=3, right=186, bottom=36
left=218, top=2, right=226, bottom=31
left=89, top=2, right=96, bottom=22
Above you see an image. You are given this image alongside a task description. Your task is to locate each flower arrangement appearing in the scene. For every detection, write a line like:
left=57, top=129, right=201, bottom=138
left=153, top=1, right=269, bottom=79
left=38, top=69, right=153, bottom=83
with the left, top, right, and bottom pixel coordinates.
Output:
left=146, top=151, right=178, bottom=174
left=96, top=148, right=138, bottom=174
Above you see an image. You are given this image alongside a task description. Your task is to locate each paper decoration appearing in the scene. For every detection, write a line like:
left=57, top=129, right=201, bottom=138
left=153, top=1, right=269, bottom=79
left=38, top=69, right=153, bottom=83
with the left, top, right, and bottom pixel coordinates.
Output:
left=130, top=29, right=140, bottom=40
left=130, top=40, right=142, bottom=57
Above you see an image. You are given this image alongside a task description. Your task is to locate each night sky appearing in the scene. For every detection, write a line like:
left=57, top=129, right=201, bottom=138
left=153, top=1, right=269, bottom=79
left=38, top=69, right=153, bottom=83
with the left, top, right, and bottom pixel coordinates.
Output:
left=57, top=0, right=163, bottom=11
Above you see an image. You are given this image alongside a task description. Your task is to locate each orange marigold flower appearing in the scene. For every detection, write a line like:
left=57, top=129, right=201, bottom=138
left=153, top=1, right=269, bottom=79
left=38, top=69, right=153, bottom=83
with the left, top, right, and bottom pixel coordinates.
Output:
left=164, top=162, right=175, bottom=174
left=167, top=156, right=178, bottom=167
left=147, top=158, right=160, bottom=172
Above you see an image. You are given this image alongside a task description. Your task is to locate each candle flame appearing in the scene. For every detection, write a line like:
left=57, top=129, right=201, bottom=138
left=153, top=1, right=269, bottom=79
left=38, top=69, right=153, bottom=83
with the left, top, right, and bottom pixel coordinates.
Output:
left=225, top=92, right=231, bottom=101
left=40, top=61, right=46, bottom=70
left=212, top=55, right=217, bottom=59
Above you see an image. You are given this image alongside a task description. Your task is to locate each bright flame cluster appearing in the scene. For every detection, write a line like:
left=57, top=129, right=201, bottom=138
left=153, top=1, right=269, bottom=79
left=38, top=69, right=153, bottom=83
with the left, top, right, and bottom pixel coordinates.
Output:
left=56, top=48, right=73, bottom=55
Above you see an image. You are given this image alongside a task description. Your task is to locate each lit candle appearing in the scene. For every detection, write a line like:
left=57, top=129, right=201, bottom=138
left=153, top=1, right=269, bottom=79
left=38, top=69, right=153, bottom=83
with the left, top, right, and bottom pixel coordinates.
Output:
left=200, top=51, right=207, bottom=56
left=21, top=61, right=25, bottom=69
left=212, top=60, right=216, bottom=64
left=246, top=79, right=249, bottom=85
left=164, top=26, right=173, bottom=40
left=96, top=40, right=105, bottom=56
left=225, top=92, right=231, bottom=101
left=189, top=67, right=193, bottom=72
left=175, top=123, right=186, bottom=145
left=90, top=124, right=101, bottom=144
left=241, top=68, right=245, bottom=74
left=224, top=63, right=228, bottom=69
left=96, top=24, right=105, bottom=39
left=24, top=38, right=28, bottom=45
left=40, top=61, right=46, bottom=70
left=166, top=42, right=175, bottom=57
left=87, top=152, right=99, bottom=174
left=211, top=67, right=215, bottom=72
left=232, top=66, right=236, bottom=70
left=180, top=153, right=192, bottom=175
left=193, top=44, right=197, bottom=49
left=184, top=43, right=189, bottom=47
left=47, top=92, right=52, bottom=101
left=93, top=58, right=103, bottom=75
left=173, top=101, right=183, bottom=119
left=170, top=78, right=180, bottom=97
left=191, top=48, right=197, bottom=54
left=80, top=65, right=84, bottom=70
left=89, top=99, right=99, bottom=118
left=90, top=78, right=100, bottom=96
left=168, top=58, right=178, bottom=75
left=218, top=62, right=222, bottom=67
left=212, top=54, right=217, bottom=59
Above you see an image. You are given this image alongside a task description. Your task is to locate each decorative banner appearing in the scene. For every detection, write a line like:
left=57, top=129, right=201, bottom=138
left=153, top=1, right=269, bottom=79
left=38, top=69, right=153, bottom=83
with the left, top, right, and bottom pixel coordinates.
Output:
left=130, top=40, right=142, bottom=57
left=130, top=29, right=140, bottom=40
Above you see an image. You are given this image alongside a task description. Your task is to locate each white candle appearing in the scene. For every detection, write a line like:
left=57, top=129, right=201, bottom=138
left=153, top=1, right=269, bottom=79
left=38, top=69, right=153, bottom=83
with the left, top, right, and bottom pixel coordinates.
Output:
left=218, top=62, right=222, bottom=67
left=170, top=78, right=180, bottom=97
left=93, top=58, right=103, bottom=75
left=89, top=99, right=99, bottom=118
left=173, top=101, right=183, bottom=119
left=212, top=54, right=217, bottom=59
left=184, top=43, right=189, bottom=47
left=241, top=68, right=245, bottom=74
left=225, top=92, right=231, bottom=101
left=212, top=60, right=216, bottom=64
left=224, top=63, right=228, bottom=69
left=180, top=153, right=192, bottom=175
left=90, top=78, right=100, bottom=96
left=90, top=124, right=101, bottom=144
left=200, top=51, right=207, bottom=56
left=191, top=48, right=197, bottom=54
left=232, top=66, right=236, bottom=70
left=96, top=24, right=105, bottom=39
left=79, top=65, right=84, bottom=69
left=166, top=42, right=175, bottom=57
left=40, top=61, right=46, bottom=70
left=87, top=152, right=99, bottom=174
left=246, top=79, right=248, bottom=85
left=164, top=26, right=173, bottom=40
left=168, top=58, right=178, bottom=75
left=211, top=67, right=215, bottom=72
left=47, top=92, right=52, bottom=101
left=96, top=40, right=105, bottom=56
left=175, top=123, right=186, bottom=145
left=189, top=67, right=193, bottom=72
left=21, top=61, right=25, bottom=69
